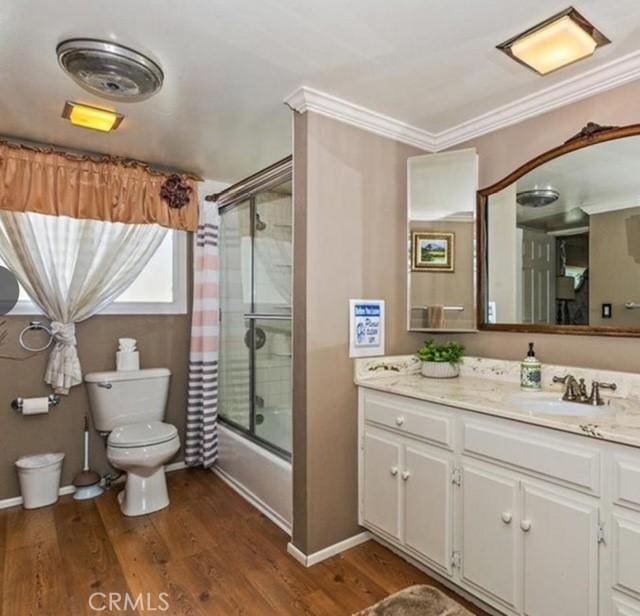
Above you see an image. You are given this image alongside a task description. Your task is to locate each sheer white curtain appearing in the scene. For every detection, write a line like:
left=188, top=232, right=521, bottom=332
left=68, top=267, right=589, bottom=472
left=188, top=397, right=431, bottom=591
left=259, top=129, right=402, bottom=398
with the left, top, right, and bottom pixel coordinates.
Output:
left=0, top=211, right=166, bottom=393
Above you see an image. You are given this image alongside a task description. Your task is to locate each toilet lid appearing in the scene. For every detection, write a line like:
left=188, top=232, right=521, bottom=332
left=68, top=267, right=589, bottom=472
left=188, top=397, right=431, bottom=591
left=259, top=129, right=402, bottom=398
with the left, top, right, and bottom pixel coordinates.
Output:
left=108, top=421, right=178, bottom=448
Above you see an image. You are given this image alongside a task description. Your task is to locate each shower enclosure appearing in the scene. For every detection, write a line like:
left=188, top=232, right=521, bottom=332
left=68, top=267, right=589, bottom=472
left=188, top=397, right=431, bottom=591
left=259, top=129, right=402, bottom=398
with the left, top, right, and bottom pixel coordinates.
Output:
left=219, top=157, right=292, bottom=465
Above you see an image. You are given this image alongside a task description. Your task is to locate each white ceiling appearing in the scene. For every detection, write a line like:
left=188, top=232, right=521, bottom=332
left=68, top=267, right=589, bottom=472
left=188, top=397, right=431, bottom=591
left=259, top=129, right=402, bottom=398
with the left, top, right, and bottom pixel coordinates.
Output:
left=2, top=1, right=640, bottom=183
left=513, top=136, right=640, bottom=227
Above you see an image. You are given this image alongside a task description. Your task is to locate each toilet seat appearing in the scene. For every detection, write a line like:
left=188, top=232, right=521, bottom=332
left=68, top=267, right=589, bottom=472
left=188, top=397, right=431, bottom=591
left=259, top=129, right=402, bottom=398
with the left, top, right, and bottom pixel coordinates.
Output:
left=108, top=421, right=178, bottom=448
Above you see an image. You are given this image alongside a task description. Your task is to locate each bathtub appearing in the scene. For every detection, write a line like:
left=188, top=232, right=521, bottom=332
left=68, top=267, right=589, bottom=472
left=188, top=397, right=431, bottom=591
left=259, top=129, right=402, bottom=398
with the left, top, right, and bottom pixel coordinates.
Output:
left=215, top=421, right=292, bottom=534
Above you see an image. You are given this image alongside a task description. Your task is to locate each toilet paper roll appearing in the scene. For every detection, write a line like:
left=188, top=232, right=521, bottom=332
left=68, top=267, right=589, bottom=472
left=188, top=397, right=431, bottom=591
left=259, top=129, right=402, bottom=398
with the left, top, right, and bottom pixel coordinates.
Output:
left=117, top=351, right=140, bottom=371
left=21, top=397, right=50, bottom=415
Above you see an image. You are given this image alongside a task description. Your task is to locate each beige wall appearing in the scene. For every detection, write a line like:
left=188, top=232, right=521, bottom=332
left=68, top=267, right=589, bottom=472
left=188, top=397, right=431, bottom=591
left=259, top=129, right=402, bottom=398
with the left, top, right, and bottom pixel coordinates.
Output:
left=292, top=111, right=425, bottom=554
left=409, top=220, right=474, bottom=329
left=1, top=314, right=190, bottom=500
left=590, top=207, right=640, bottom=327
left=293, top=78, right=640, bottom=555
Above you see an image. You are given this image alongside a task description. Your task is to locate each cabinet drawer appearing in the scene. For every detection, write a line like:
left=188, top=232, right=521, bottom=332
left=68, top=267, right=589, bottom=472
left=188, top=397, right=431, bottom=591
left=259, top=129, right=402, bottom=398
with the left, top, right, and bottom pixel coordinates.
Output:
left=613, top=455, right=640, bottom=511
left=463, top=421, right=600, bottom=494
left=363, top=391, right=453, bottom=449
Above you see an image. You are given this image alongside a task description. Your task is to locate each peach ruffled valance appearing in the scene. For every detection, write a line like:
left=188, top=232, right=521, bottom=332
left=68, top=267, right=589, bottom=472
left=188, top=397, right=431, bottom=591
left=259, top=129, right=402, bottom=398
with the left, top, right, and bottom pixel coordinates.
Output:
left=0, top=141, right=199, bottom=231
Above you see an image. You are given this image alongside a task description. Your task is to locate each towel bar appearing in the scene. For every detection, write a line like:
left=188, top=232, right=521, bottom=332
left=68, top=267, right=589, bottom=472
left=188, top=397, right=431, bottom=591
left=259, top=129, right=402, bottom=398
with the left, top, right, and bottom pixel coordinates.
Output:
left=412, top=306, right=465, bottom=312
left=19, top=321, right=53, bottom=352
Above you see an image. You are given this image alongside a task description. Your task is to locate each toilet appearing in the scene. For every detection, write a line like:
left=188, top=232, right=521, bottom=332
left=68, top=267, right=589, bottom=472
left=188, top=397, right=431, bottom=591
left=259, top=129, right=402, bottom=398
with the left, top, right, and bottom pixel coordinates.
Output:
left=84, top=368, right=180, bottom=517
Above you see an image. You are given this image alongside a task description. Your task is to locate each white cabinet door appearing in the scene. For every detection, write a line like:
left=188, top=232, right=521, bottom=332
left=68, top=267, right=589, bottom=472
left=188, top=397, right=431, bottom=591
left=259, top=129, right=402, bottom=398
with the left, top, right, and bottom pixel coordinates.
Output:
left=612, top=596, right=640, bottom=616
left=611, top=509, right=640, bottom=602
left=404, top=443, right=453, bottom=575
left=461, top=462, right=520, bottom=612
left=521, top=484, right=599, bottom=616
left=362, top=429, right=402, bottom=540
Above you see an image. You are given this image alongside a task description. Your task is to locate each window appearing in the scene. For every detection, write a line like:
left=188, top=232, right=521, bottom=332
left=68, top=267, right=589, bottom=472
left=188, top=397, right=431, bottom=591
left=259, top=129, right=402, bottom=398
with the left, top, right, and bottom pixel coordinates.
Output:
left=2, top=230, right=187, bottom=315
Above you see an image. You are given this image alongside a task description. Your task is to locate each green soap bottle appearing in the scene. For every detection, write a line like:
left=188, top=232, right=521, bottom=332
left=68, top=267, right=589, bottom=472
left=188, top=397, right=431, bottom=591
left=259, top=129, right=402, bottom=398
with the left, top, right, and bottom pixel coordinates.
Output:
left=521, top=342, right=541, bottom=390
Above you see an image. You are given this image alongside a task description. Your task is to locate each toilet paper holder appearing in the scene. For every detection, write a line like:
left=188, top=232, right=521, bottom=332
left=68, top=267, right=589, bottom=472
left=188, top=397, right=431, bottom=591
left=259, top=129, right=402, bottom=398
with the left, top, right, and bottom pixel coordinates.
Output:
left=11, top=395, right=61, bottom=412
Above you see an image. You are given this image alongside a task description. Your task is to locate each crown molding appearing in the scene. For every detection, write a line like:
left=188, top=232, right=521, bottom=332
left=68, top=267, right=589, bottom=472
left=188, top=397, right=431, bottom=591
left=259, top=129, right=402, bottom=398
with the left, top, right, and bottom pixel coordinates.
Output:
left=284, top=86, right=438, bottom=151
left=285, top=49, right=640, bottom=153
left=436, top=49, right=640, bottom=150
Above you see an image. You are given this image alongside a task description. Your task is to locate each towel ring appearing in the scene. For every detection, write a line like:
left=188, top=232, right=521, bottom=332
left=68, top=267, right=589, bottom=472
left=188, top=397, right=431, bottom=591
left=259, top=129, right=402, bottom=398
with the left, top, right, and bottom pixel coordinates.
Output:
left=19, top=321, right=53, bottom=352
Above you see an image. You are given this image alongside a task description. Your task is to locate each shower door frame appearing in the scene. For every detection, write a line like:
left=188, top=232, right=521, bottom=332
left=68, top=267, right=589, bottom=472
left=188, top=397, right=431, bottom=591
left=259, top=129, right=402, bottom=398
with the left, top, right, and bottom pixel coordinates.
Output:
left=217, top=157, right=292, bottom=461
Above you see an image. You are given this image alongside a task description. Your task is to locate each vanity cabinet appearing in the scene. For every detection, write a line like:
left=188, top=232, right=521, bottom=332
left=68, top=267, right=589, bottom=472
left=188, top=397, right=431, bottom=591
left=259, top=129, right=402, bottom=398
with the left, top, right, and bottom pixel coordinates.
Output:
left=361, top=424, right=454, bottom=575
left=403, top=442, right=454, bottom=574
left=610, top=510, right=640, bottom=604
left=358, top=387, right=640, bottom=616
left=461, top=462, right=520, bottom=612
left=362, top=428, right=402, bottom=540
left=520, top=483, right=599, bottom=616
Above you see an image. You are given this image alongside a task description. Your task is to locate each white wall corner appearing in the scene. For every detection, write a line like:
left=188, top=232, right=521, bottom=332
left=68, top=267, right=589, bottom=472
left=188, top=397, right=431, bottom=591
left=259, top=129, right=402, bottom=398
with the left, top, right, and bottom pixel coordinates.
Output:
left=286, top=531, right=372, bottom=567
left=284, top=49, right=640, bottom=153
left=284, top=86, right=437, bottom=152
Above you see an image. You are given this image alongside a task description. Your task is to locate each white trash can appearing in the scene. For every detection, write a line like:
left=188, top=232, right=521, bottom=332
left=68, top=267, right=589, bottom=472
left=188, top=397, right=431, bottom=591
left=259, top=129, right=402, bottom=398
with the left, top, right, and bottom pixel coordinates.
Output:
left=15, top=453, right=65, bottom=509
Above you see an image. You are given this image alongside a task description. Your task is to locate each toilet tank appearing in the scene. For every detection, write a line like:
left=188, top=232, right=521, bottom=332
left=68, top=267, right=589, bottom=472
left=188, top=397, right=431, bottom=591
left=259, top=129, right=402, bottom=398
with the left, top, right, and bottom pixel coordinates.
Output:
left=85, top=368, right=171, bottom=432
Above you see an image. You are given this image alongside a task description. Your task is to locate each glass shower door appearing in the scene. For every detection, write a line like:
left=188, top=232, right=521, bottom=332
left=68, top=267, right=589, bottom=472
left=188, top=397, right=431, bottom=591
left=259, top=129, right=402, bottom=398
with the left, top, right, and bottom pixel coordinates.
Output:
left=219, top=199, right=252, bottom=431
left=219, top=177, right=292, bottom=458
left=252, top=183, right=292, bottom=454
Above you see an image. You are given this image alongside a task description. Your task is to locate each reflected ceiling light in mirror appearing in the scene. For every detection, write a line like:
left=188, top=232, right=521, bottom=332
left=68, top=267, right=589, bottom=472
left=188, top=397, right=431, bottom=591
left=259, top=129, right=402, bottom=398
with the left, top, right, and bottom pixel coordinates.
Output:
left=497, top=7, right=610, bottom=75
left=516, top=188, right=559, bottom=207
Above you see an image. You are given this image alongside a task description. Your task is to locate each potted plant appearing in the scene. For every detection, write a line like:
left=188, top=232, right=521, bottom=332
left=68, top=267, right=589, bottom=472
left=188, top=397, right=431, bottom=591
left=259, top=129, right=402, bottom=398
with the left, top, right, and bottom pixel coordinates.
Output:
left=416, top=339, right=465, bottom=378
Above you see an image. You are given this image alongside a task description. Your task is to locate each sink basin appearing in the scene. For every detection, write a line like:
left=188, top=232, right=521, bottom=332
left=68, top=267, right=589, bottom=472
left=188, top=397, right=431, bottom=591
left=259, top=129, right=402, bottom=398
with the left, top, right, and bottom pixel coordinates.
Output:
left=508, top=392, right=612, bottom=417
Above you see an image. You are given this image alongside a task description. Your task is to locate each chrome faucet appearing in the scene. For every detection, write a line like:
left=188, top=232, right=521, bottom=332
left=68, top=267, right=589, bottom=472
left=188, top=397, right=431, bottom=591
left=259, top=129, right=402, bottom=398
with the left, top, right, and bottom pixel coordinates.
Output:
left=552, top=374, right=582, bottom=401
left=553, top=374, right=617, bottom=406
left=588, top=381, right=617, bottom=406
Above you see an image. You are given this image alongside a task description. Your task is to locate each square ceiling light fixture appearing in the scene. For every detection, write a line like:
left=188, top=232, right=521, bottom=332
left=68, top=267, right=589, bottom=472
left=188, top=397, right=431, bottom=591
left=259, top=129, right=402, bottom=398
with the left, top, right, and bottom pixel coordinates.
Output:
left=497, top=7, right=610, bottom=75
left=62, top=101, right=124, bottom=132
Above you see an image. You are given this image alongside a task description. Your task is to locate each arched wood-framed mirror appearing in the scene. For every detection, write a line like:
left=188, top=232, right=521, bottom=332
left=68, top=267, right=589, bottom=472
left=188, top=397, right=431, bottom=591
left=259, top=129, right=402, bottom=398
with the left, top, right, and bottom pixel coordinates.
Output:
left=477, top=122, right=640, bottom=337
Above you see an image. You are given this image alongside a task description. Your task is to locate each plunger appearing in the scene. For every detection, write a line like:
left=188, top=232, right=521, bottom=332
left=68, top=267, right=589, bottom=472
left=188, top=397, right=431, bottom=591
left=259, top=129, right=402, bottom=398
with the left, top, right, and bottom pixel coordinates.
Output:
left=73, top=415, right=104, bottom=500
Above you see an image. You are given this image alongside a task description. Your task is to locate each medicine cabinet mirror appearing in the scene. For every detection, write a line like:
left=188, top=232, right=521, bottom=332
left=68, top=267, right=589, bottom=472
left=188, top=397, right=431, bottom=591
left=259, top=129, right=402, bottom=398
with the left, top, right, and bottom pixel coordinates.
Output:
left=407, top=148, right=478, bottom=332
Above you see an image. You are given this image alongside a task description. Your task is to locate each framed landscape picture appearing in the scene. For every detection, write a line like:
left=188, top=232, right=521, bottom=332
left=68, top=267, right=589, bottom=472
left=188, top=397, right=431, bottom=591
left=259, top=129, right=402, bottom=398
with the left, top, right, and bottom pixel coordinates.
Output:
left=412, top=231, right=454, bottom=272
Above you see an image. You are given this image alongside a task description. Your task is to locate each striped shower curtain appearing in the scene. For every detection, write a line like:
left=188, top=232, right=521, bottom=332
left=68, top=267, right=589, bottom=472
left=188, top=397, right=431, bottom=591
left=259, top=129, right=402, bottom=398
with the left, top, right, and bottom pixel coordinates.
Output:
left=185, top=201, right=219, bottom=467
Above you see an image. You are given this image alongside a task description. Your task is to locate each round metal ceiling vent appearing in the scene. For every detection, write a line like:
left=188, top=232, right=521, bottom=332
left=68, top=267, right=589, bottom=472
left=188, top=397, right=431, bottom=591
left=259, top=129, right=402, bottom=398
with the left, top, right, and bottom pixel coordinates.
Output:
left=57, top=39, right=164, bottom=102
left=516, top=188, right=560, bottom=208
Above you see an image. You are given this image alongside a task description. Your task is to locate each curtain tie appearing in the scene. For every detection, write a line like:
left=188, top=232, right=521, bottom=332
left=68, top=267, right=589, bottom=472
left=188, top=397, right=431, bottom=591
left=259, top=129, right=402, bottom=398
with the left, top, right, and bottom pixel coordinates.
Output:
left=50, top=321, right=77, bottom=346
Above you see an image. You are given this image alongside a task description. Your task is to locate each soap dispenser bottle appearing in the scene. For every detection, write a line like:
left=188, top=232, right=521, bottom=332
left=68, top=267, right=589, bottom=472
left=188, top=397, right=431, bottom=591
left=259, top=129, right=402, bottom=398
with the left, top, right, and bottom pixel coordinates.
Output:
left=521, top=342, right=541, bottom=390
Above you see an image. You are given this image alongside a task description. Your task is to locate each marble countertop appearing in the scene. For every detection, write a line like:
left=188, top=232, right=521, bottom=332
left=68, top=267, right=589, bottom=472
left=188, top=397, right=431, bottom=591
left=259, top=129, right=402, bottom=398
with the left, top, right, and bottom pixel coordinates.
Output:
left=355, top=356, right=640, bottom=449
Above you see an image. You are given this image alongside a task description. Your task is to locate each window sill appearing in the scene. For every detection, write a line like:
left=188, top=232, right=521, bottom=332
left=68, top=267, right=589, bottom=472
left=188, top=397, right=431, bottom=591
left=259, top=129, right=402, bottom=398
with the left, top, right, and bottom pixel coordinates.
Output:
left=7, top=300, right=187, bottom=317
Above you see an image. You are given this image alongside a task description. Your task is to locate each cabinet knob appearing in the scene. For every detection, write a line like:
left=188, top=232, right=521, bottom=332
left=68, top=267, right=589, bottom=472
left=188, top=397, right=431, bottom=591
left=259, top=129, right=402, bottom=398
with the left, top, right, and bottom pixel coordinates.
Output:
left=395, top=416, right=405, bottom=426
left=501, top=512, right=513, bottom=524
left=520, top=519, right=532, bottom=532
left=401, top=470, right=411, bottom=481
left=390, top=466, right=399, bottom=477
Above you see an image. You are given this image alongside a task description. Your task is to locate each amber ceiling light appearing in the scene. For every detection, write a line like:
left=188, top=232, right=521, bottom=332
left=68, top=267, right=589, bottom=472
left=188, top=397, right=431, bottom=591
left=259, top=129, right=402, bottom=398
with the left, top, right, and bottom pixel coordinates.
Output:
left=497, top=7, right=610, bottom=75
left=62, top=101, right=124, bottom=132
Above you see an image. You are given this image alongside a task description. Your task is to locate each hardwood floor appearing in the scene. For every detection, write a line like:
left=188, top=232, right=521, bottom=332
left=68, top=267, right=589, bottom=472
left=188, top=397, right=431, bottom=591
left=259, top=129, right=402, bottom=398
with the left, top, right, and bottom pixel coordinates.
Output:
left=0, top=469, right=488, bottom=615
